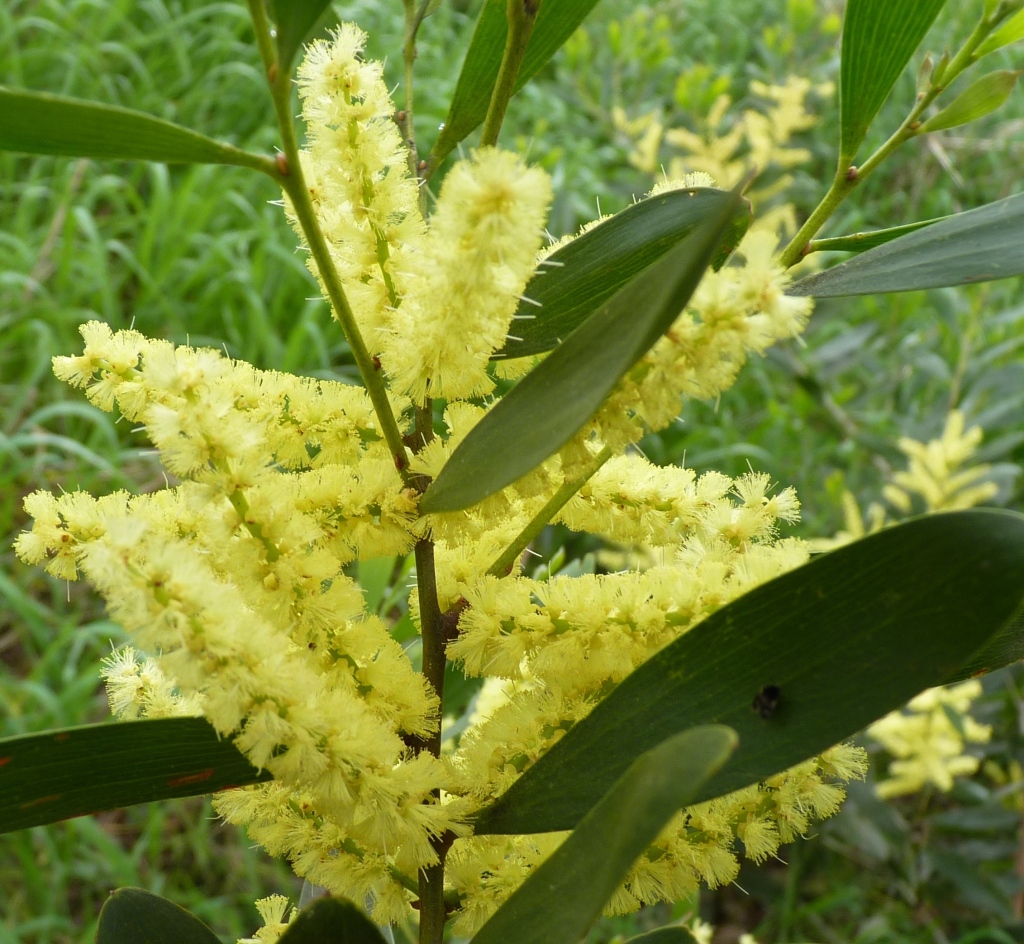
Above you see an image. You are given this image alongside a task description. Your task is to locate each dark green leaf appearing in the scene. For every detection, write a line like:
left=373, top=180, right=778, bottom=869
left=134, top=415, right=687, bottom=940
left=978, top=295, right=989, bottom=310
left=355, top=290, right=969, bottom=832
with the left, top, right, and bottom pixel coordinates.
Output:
left=471, top=727, right=736, bottom=944
left=810, top=216, right=948, bottom=254
left=473, top=510, right=1024, bottom=835
left=419, top=187, right=742, bottom=513
left=920, top=69, right=1021, bottom=132
left=946, top=608, right=1024, bottom=684
left=97, top=888, right=222, bottom=944
left=429, top=0, right=601, bottom=167
left=495, top=188, right=751, bottom=360
left=625, top=930, right=700, bottom=944
left=839, top=0, right=947, bottom=160
left=0, top=87, right=270, bottom=171
left=788, top=192, right=1024, bottom=297
left=0, top=718, right=270, bottom=834
left=277, top=898, right=387, bottom=944
left=271, top=0, right=333, bottom=73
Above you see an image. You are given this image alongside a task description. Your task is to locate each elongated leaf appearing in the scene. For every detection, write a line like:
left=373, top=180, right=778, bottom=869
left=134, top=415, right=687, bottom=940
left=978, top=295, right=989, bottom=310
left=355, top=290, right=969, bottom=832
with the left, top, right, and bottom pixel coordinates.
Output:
left=839, top=0, right=947, bottom=160
left=920, top=69, right=1021, bottom=132
left=277, top=898, right=387, bottom=944
left=810, top=216, right=948, bottom=254
left=97, top=888, right=221, bottom=944
left=626, top=930, right=700, bottom=944
left=430, top=0, right=601, bottom=166
left=474, top=510, right=1024, bottom=835
left=495, top=188, right=751, bottom=360
left=788, top=191, right=1024, bottom=297
left=0, top=717, right=270, bottom=833
left=472, top=727, right=736, bottom=944
left=976, top=8, right=1024, bottom=58
left=947, top=608, right=1024, bottom=684
left=420, top=187, right=741, bottom=513
left=0, top=87, right=268, bottom=170
left=271, top=0, right=333, bottom=73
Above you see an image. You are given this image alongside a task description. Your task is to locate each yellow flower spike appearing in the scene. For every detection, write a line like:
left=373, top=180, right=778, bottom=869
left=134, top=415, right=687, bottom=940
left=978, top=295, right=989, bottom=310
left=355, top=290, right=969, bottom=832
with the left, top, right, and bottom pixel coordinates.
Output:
left=381, top=148, right=552, bottom=403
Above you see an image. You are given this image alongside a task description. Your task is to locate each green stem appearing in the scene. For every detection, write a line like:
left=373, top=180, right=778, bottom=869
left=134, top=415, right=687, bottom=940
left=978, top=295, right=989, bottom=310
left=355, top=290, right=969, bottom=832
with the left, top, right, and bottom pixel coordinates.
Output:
left=479, top=0, right=543, bottom=147
left=245, top=0, right=412, bottom=478
left=778, top=8, right=1000, bottom=269
left=488, top=445, right=613, bottom=577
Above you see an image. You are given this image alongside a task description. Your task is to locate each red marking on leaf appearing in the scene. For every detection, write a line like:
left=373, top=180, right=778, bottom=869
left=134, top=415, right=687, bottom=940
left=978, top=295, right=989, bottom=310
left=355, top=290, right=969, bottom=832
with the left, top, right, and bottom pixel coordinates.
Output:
left=19, top=794, right=61, bottom=809
left=167, top=769, right=214, bottom=788
left=54, top=733, right=70, bottom=742
left=0, top=757, right=11, bottom=767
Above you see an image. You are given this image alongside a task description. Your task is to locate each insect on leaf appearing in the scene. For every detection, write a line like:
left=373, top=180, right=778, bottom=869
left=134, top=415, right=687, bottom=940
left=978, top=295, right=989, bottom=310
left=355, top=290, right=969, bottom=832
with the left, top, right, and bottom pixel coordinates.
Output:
left=474, top=510, right=1024, bottom=835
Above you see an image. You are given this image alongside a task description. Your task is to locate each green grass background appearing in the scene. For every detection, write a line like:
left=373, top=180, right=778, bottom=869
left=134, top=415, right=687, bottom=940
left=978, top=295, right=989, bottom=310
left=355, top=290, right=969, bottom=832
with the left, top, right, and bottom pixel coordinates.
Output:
left=2, top=0, right=1024, bottom=941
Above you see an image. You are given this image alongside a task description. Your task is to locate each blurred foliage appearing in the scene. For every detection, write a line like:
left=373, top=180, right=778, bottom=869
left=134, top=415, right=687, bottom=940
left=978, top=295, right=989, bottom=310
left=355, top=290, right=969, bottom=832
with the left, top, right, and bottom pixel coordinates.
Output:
left=2, top=0, right=1024, bottom=941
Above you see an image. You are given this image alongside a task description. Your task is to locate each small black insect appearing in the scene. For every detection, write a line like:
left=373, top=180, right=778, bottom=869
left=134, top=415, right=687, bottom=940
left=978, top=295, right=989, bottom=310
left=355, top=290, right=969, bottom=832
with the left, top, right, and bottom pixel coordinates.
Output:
left=752, top=684, right=781, bottom=720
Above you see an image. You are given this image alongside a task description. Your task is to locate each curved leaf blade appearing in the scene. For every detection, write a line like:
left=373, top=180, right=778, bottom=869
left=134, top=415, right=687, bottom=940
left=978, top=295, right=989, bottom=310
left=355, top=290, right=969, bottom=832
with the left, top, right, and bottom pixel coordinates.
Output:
left=840, top=0, right=947, bottom=160
left=920, top=69, right=1021, bottom=132
left=271, top=0, right=334, bottom=73
left=788, top=191, right=1024, bottom=297
left=278, top=898, right=387, bottom=944
left=471, top=726, right=736, bottom=944
left=420, top=186, right=742, bottom=514
left=496, top=188, right=751, bottom=360
left=429, top=0, right=601, bottom=166
left=474, top=510, right=1024, bottom=835
left=97, top=888, right=222, bottom=944
left=0, top=87, right=269, bottom=170
left=0, top=717, right=270, bottom=833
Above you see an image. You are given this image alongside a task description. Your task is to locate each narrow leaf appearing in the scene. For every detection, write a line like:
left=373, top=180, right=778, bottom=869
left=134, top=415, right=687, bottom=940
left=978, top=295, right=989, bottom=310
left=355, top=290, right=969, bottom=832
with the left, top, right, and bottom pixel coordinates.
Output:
left=839, top=0, right=947, bottom=160
left=495, top=187, right=751, bottom=360
left=430, top=0, right=601, bottom=167
left=0, top=87, right=269, bottom=171
left=277, top=898, right=387, bottom=944
left=810, top=216, right=948, bottom=254
left=97, top=888, right=221, bottom=944
left=471, top=727, right=736, bottom=944
left=975, top=8, right=1024, bottom=58
left=271, top=0, right=333, bottom=73
left=474, top=510, right=1024, bottom=835
left=420, top=186, right=742, bottom=513
left=0, top=717, right=270, bottom=834
left=920, top=69, right=1021, bottom=132
left=788, top=191, right=1024, bottom=297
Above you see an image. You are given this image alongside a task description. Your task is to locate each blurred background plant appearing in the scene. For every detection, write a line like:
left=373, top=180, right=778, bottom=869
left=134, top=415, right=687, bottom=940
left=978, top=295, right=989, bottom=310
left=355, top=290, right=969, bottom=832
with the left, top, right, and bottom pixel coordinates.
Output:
left=1, top=0, right=1023, bottom=941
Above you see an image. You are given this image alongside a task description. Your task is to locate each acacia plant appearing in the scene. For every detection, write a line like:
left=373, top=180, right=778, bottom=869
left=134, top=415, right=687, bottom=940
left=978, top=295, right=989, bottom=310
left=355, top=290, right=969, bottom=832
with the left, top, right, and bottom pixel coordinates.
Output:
left=3, top=1, right=1024, bottom=942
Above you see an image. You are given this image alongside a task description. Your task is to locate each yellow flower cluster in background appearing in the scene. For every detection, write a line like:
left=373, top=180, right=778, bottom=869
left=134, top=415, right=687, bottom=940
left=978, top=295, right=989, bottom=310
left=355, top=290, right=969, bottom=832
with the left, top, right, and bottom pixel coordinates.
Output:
left=614, top=76, right=832, bottom=236
left=811, top=411, right=998, bottom=799
left=869, top=682, right=992, bottom=799
left=14, top=26, right=865, bottom=934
